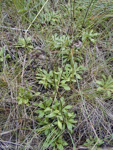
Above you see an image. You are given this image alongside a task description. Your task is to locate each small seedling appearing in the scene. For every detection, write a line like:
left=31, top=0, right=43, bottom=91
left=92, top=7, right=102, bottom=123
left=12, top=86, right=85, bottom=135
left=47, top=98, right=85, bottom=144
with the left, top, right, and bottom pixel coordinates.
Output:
left=82, top=29, right=99, bottom=43
left=15, top=36, right=33, bottom=50
left=17, top=87, right=33, bottom=105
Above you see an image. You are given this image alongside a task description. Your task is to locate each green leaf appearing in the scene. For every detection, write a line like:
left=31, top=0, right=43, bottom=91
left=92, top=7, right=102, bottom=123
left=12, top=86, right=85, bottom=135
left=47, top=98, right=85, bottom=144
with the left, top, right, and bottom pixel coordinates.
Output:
left=58, top=119, right=62, bottom=130
left=107, top=91, right=111, bottom=97
left=18, top=99, right=23, bottom=105
left=97, top=87, right=103, bottom=92
left=24, top=99, right=29, bottom=104
left=69, top=119, right=77, bottom=124
left=44, top=107, right=51, bottom=112
left=0, top=58, right=3, bottom=62
left=63, top=141, right=68, bottom=146
left=96, top=80, right=103, bottom=86
left=33, top=102, right=39, bottom=106
left=64, top=105, right=72, bottom=109
left=18, top=8, right=27, bottom=13
left=57, top=144, right=64, bottom=150
left=36, top=110, right=44, bottom=118
left=53, top=110, right=59, bottom=114
left=6, top=54, right=11, bottom=59
left=61, top=80, right=66, bottom=84
left=60, top=97, right=65, bottom=106
left=62, top=84, right=70, bottom=91
left=28, top=45, right=33, bottom=49
left=67, top=122, right=73, bottom=133
left=34, top=92, right=40, bottom=96
left=47, top=98, right=52, bottom=106
left=76, top=73, right=82, bottom=79
left=38, top=103, right=45, bottom=109
left=46, top=112, right=56, bottom=118
left=58, top=116, right=63, bottom=121
left=68, top=113, right=74, bottom=117
left=90, top=38, right=95, bottom=43
left=45, top=129, right=49, bottom=135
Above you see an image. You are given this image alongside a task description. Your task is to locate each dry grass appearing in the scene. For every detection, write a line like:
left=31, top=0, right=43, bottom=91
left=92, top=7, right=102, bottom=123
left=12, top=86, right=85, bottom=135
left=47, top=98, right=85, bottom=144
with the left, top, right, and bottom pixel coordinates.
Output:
left=0, top=0, right=113, bottom=149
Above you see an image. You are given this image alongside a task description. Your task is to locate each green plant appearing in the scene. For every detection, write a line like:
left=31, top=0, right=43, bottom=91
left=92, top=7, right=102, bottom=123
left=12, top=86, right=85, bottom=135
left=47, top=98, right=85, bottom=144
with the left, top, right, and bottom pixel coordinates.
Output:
left=51, top=136, right=68, bottom=150
left=82, top=29, right=99, bottom=43
left=36, top=63, right=85, bottom=91
left=96, top=75, right=113, bottom=97
left=13, top=0, right=32, bottom=14
left=83, top=136, right=104, bottom=150
left=15, top=36, right=33, bottom=50
left=17, top=87, right=34, bottom=105
left=36, top=69, right=53, bottom=89
left=49, top=33, right=83, bottom=64
left=39, top=9, right=61, bottom=26
left=50, top=33, right=72, bottom=50
left=35, top=97, right=76, bottom=133
left=0, top=47, right=10, bottom=62
left=41, top=127, right=67, bottom=150
left=0, top=47, right=11, bottom=70
left=35, top=96, right=76, bottom=149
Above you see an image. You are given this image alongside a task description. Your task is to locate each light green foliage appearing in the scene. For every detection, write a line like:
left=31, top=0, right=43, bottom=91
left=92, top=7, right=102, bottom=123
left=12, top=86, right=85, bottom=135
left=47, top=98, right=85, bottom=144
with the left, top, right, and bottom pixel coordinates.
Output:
left=40, top=9, right=61, bottom=26
left=36, top=69, right=53, bottom=89
left=13, top=0, right=32, bottom=13
left=35, top=96, right=76, bottom=149
left=50, top=33, right=72, bottom=50
left=83, top=136, right=104, bottom=150
left=0, top=47, right=11, bottom=70
left=36, top=63, right=85, bottom=90
left=50, top=33, right=73, bottom=64
left=96, top=75, right=113, bottom=97
left=50, top=34, right=83, bottom=64
left=82, top=29, right=99, bottom=43
left=17, top=87, right=33, bottom=105
left=15, top=36, right=33, bottom=50
left=35, top=97, right=75, bottom=149
left=35, top=97, right=76, bottom=133
left=0, top=47, right=11, bottom=63
left=1, top=0, right=113, bottom=149
left=41, top=127, right=67, bottom=150
left=51, top=136, right=68, bottom=150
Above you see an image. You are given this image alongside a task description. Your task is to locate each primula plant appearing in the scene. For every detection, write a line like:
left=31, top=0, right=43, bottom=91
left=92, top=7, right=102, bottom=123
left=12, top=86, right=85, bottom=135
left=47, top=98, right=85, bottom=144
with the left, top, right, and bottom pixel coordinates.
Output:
left=36, top=63, right=85, bottom=91
left=83, top=136, right=104, bottom=150
left=15, top=36, right=33, bottom=50
left=40, top=9, right=61, bottom=26
left=34, top=96, right=76, bottom=149
left=82, top=29, right=99, bottom=43
left=36, top=69, right=53, bottom=89
left=50, top=33, right=72, bottom=50
left=51, top=136, right=68, bottom=150
left=35, top=97, right=76, bottom=133
left=96, top=75, right=113, bottom=97
left=17, top=87, right=34, bottom=105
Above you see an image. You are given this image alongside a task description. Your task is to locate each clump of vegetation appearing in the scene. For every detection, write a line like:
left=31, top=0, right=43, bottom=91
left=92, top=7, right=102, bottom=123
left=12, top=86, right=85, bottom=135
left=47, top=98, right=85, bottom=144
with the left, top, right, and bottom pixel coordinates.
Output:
left=83, top=136, right=104, bottom=150
left=15, top=36, right=33, bottom=50
left=0, top=0, right=113, bottom=149
left=36, top=63, right=85, bottom=91
left=0, top=47, right=10, bottom=71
